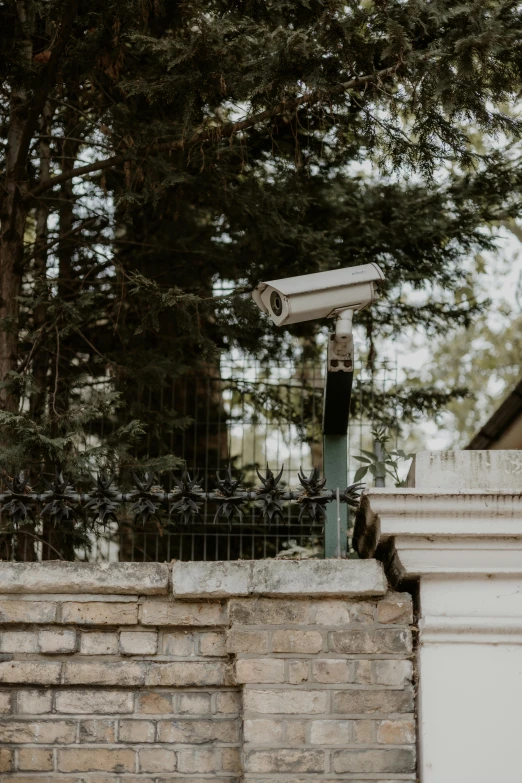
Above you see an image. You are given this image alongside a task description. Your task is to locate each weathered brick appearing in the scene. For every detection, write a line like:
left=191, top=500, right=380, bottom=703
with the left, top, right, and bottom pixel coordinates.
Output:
left=38, top=629, right=77, bottom=654
left=55, top=689, right=134, bottom=714
left=311, top=600, right=351, bottom=625
left=330, top=626, right=412, bottom=655
left=329, top=629, right=376, bottom=654
left=79, top=719, right=116, bottom=743
left=0, top=631, right=38, bottom=653
left=245, top=749, right=324, bottom=773
left=288, top=660, right=309, bottom=684
left=119, top=719, right=156, bottom=743
left=0, top=601, right=56, bottom=624
left=375, top=659, right=413, bottom=687
left=284, top=720, right=307, bottom=743
left=179, top=692, right=211, bottom=714
left=0, top=572, right=416, bottom=783
left=272, top=630, right=323, bottom=654
left=0, top=691, right=11, bottom=713
left=312, top=659, right=353, bottom=684
left=158, top=718, right=238, bottom=743
left=226, top=629, right=268, bottom=654
left=63, top=661, right=145, bottom=686
left=0, top=720, right=76, bottom=744
left=146, top=661, right=226, bottom=687
left=162, top=632, right=194, bottom=656
left=140, top=601, right=226, bottom=627
left=244, top=718, right=282, bottom=743
left=0, top=747, right=13, bottom=772
left=61, top=602, right=137, bottom=625
left=374, top=628, right=412, bottom=654
left=17, top=690, right=52, bottom=714
left=80, top=632, right=119, bottom=655
left=17, top=748, right=53, bottom=771
left=139, top=748, right=177, bottom=773
left=215, top=690, right=241, bottom=714
left=236, top=658, right=285, bottom=684
left=332, top=689, right=414, bottom=715
left=1, top=777, right=71, bottom=783
left=349, top=601, right=376, bottom=624
left=377, top=718, right=415, bottom=744
left=244, top=688, right=327, bottom=715
left=354, top=659, right=373, bottom=684
left=57, top=748, right=135, bottom=773
left=137, top=691, right=173, bottom=714
left=198, top=632, right=227, bottom=657
left=354, top=719, right=374, bottom=743
left=229, top=598, right=309, bottom=625
left=332, top=747, right=415, bottom=773
left=177, top=748, right=218, bottom=773
left=0, top=661, right=61, bottom=685
left=222, top=747, right=241, bottom=773
left=145, top=778, right=227, bottom=783
left=377, top=593, right=414, bottom=625
left=120, top=631, right=158, bottom=656
left=310, top=720, right=353, bottom=745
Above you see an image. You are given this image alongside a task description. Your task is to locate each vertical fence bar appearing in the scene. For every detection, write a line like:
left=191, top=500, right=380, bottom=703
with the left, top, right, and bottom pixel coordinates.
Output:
left=323, top=434, right=348, bottom=558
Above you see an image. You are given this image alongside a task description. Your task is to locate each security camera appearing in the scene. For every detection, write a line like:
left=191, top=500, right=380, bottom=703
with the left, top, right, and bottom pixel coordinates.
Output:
left=252, top=263, right=384, bottom=328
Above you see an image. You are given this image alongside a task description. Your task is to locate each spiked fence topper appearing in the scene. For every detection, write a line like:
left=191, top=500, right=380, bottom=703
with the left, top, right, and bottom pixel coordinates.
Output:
left=213, top=466, right=245, bottom=525
left=255, top=465, right=285, bottom=525
left=0, top=465, right=364, bottom=534
left=41, top=469, right=78, bottom=527
left=84, top=473, right=121, bottom=526
left=169, top=471, right=205, bottom=525
left=129, top=472, right=164, bottom=526
left=297, top=467, right=329, bottom=524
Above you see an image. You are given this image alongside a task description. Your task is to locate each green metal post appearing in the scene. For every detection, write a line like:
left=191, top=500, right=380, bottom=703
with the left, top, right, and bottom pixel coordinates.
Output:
left=323, top=434, right=348, bottom=557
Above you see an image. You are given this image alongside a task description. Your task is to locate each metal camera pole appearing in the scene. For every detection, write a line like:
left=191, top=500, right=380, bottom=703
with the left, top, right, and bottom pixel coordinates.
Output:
left=323, top=310, right=354, bottom=558
left=250, top=263, right=385, bottom=558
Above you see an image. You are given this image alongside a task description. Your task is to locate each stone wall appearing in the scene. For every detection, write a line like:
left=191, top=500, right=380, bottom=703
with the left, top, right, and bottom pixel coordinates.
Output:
left=0, top=560, right=416, bottom=782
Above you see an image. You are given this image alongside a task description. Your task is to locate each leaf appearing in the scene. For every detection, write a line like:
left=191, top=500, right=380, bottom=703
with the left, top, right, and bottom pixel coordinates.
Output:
left=359, top=449, right=379, bottom=460
left=353, top=466, right=368, bottom=483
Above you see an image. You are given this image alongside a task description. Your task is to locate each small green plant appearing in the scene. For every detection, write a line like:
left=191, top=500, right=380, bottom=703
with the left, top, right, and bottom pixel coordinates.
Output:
left=353, top=428, right=414, bottom=487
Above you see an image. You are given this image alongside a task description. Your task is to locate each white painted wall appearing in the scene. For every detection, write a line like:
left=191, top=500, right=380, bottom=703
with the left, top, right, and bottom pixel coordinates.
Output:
left=420, top=642, right=522, bottom=782
left=356, top=450, right=522, bottom=783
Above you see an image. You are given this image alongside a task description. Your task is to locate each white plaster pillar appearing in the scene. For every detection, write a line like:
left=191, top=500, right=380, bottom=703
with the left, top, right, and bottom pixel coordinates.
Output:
left=354, top=450, right=522, bottom=783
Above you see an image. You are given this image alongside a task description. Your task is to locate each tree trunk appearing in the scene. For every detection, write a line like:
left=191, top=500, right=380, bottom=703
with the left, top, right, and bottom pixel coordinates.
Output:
left=29, top=103, right=54, bottom=421
left=0, top=2, right=34, bottom=412
left=43, top=111, right=80, bottom=561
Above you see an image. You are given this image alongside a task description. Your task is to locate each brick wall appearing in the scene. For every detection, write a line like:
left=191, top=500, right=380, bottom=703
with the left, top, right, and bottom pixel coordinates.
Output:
left=0, top=560, right=416, bottom=782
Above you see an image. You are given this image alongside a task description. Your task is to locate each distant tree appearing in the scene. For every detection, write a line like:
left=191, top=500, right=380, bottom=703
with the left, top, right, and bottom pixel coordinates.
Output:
left=404, top=285, right=522, bottom=448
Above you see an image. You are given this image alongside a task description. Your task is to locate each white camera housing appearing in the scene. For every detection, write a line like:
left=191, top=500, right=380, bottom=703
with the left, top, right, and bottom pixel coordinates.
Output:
left=252, top=263, right=384, bottom=327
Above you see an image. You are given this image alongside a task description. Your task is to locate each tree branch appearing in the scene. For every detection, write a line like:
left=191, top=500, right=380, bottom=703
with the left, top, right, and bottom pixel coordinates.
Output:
left=29, top=64, right=400, bottom=198
left=15, top=0, right=78, bottom=182
left=24, top=217, right=97, bottom=263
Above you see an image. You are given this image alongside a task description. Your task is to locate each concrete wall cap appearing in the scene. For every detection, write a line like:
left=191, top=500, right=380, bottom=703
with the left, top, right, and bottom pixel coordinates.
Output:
left=407, top=450, right=522, bottom=490
left=172, top=559, right=387, bottom=598
left=0, top=562, right=169, bottom=594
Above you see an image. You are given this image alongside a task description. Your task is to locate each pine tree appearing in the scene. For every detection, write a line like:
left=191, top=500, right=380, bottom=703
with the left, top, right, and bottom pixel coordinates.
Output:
left=2, top=0, right=522, bottom=480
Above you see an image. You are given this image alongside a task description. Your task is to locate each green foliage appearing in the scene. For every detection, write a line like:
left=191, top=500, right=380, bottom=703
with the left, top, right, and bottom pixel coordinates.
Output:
left=353, top=427, right=414, bottom=486
left=404, top=293, right=522, bottom=448
left=2, top=0, right=522, bottom=484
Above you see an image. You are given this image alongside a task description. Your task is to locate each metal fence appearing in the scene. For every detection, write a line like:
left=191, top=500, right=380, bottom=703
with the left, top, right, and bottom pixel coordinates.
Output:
left=0, top=466, right=363, bottom=564
left=1, top=355, right=398, bottom=562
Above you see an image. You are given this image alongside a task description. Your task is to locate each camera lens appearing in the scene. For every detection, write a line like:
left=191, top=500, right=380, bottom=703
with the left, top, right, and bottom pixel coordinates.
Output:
left=270, top=291, right=283, bottom=316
